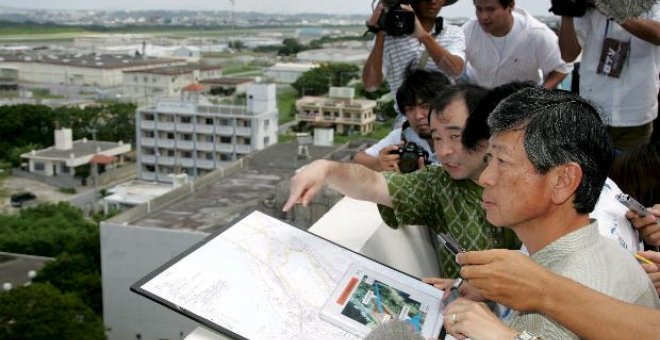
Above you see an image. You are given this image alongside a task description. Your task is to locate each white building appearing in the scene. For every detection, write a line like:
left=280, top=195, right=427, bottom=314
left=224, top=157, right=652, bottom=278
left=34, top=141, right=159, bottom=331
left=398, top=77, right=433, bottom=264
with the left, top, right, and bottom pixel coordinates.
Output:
left=122, top=65, right=223, bottom=102
left=296, top=48, right=370, bottom=65
left=135, top=83, right=278, bottom=183
left=0, top=53, right=184, bottom=88
left=263, top=62, right=318, bottom=84
left=21, top=128, right=131, bottom=177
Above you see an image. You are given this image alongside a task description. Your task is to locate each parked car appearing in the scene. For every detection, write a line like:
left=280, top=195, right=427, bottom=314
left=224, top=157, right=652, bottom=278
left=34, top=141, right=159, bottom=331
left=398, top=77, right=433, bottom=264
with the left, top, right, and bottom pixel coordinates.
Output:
left=10, top=192, right=36, bottom=208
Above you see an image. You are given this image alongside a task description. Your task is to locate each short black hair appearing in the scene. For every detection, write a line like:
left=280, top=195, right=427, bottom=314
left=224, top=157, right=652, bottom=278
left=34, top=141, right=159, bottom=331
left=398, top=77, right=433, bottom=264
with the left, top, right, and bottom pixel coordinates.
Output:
left=396, top=69, right=451, bottom=114
left=610, top=142, right=660, bottom=207
left=428, top=84, right=489, bottom=152
left=489, top=88, right=614, bottom=214
left=463, top=81, right=536, bottom=151
left=474, top=0, right=515, bottom=8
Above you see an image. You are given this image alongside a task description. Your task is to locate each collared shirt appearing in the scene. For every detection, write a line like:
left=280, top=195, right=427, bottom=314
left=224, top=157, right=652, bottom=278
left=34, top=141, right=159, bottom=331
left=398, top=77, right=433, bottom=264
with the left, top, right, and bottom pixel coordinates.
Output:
left=574, top=6, right=660, bottom=126
left=505, top=221, right=660, bottom=339
left=364, top=127, right=438, bottom=165
left=382, top=23, right=466, bottom=103
left=461, top=7, right=573, bottom=88
left=378, top=166, right=519, bottom=278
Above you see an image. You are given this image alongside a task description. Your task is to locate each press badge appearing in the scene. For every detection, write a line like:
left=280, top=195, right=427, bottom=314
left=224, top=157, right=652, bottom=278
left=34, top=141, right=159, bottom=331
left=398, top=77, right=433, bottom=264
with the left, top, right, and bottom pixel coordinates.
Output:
left=597, top=38, right=630, bottom=78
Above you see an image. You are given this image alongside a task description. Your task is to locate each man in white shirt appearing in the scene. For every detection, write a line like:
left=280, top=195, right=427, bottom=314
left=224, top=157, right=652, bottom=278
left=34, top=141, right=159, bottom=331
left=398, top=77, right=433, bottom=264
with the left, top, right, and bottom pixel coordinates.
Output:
left=558, top=4, right=660, bottom=151
left=354, top=69, right=450, bottom=171
left=461, top=0, right=572, bottom=88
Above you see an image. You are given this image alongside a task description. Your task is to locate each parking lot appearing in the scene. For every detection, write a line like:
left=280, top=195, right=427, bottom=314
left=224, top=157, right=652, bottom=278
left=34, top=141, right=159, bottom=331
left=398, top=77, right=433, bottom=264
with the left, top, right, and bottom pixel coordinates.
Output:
left=0, top=176, right=75, bottom=214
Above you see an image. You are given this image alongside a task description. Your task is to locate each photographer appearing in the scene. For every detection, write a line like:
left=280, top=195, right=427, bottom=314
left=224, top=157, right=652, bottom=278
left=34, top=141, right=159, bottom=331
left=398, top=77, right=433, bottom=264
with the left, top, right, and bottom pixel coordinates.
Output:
left=353, top=69, right=450, bottom=172
left=556, top=1, right=660, bottom=151
left=362, top=0, right=465, bottom=115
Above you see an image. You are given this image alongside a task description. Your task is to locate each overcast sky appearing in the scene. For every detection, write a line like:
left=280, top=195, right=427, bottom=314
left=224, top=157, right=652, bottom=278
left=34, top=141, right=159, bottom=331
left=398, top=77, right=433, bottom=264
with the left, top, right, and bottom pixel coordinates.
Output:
left=2, top=0, right=555, bottom=18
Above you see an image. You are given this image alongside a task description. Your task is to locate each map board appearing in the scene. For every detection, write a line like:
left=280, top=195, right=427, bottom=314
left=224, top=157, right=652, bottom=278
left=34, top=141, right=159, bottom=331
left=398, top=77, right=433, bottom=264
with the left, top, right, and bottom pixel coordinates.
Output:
left=131, top=211, right=444, bottom=340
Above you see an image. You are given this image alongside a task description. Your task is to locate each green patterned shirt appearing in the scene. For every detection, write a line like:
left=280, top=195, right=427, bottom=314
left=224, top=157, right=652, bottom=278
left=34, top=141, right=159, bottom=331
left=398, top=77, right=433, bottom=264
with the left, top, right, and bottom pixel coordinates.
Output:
left=378, top=166, right=519, bottom=278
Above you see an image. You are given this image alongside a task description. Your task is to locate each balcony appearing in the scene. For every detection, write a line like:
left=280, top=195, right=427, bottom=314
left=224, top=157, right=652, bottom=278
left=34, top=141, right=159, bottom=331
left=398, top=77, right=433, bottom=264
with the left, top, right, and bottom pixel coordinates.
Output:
left=196, top=142, right=214, bottom=151
left=196, top=125, right=214, bottom=134
left=140, top=121, right=156, bottom=129
left=215, top=143, right=234, bottom=153
left=176, top=123, right=194, bottom=133
left=140, top=171, right=156, bottom=181
left=196, top=159, right=215, bottom=169
left=180, top=158, right=195, bottom=168
left=155, top=139, right=175, bottom=148
left=216, top=126, right=234, bottom=135
left=157, top=156, right=175, bottom=166
left=234, top=127, right=252, bottom=136
left=140, top=155, right=156, bottom=164
left=235, top=144, right=252, bottom=154
left=141, top=138, right=155, bottom=147
left=177, top=140, right=194, bottom=150
left=157, top=122, right=175, bottom=131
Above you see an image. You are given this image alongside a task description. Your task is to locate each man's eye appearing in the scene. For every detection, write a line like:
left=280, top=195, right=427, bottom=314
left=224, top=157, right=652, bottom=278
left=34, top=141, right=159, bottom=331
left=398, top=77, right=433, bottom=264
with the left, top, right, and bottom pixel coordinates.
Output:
left=450, top=134, right=461, bottom=140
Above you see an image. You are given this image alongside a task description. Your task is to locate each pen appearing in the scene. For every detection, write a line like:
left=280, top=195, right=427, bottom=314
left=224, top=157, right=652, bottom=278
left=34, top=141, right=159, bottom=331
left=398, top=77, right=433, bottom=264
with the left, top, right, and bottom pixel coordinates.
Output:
left=634, top=253, right=654, bottom=266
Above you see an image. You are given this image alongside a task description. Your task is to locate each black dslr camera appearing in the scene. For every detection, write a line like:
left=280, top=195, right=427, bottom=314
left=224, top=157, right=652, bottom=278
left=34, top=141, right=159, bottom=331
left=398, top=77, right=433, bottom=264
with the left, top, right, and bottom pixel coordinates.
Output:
left=391, top=142, right=430, bottom=173
left=549, top=0, right=595, bottom=17
left=369, top=0, right=416, bottom=36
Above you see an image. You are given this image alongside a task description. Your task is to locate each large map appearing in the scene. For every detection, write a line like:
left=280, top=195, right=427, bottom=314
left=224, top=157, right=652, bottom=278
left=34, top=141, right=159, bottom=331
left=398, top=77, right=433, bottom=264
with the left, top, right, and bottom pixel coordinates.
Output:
left=135, top=211, right=443, bottom=340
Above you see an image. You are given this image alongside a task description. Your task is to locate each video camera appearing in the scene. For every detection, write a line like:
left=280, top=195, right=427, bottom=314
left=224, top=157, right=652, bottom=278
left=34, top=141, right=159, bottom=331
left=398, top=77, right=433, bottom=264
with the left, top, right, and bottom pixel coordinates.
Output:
left=369, top=0, right=417, bottom=36
left=549, top=0, right=596, bottom=17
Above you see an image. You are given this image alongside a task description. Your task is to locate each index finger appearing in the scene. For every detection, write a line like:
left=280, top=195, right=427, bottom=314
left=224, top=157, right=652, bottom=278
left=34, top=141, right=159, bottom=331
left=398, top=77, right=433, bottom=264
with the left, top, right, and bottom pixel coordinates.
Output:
left=456, top=249, right=506, bottom=265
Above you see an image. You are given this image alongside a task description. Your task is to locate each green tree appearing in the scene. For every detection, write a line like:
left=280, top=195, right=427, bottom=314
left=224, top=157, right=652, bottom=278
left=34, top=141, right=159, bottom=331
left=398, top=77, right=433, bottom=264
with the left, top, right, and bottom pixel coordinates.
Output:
left=0, top=284, right=105, bottom=340
left=278, top=38, right=306, bottom=56
left=291, top=63, right=360, bottom=96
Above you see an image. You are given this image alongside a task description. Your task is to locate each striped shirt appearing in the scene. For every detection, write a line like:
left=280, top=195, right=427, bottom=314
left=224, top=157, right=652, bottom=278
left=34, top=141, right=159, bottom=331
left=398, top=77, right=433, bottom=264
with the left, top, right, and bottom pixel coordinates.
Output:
left=382, top=24, right=466, bottom=104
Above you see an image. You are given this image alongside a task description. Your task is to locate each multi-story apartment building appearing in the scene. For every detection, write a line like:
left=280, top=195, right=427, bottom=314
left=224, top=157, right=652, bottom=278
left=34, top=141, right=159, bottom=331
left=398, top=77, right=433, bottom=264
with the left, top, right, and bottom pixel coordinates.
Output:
left=122, top=64, right=223, bottom=102
left=295, top=87, right=376, bottom=135
left=135, top=83, right=278, bottom=183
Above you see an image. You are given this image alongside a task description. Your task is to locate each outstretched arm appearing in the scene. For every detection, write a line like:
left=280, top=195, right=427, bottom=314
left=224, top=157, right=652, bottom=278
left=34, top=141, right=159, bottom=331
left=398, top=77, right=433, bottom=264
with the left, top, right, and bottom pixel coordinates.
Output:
left=283, top=160, right=392, bottom=212
left=621, top=17, right=660, bottom=45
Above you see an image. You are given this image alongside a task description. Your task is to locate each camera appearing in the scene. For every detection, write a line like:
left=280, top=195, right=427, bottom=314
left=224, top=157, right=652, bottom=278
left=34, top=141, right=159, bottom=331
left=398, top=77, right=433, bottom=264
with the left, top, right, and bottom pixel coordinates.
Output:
left=389, top=142, right=430, bottom=173
left=548, top=0, right=595, bottom=17
left=370, top=0, right=416, bottom=36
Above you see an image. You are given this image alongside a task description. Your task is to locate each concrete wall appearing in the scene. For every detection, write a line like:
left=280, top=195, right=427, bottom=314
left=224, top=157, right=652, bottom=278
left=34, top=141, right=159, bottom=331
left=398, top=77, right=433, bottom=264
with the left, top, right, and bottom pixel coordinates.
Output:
left=101, top=222, right=208, bottom=340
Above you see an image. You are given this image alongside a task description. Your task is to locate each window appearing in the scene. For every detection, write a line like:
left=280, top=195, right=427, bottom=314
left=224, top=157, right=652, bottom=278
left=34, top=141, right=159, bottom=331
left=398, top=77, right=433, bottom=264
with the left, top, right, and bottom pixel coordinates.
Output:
left=264, top=120, right=270, bottom=129
left=264, top=136, right=270, bottom=145
left=181, top=151, right=192, bottom=158
left=142, top=130, right=155, bottom=138
left=219, top=153, right=232, bottom=161
left=181, top=116, right=191, bottom=123
left=205, top=118, right=214, bottom=125
left=166, top=132, right=175, bottom=140
left=220, top=136, right=231, bottom=143
left=145, top=165, right=155, bottom=172
left=142, top=147, right=155, bottom=155
left=143, top=113, right=154, bottom=121
left=181, top=134, right=192, bottom=141
left=34, top=162, right=45, bottom=171
left=218, top=118, right=230, bottom=126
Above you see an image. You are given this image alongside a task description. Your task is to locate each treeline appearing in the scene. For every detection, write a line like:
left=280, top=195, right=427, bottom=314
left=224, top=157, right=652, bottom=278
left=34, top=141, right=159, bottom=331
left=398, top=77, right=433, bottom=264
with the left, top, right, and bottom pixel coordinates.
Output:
left=0, top=102, right=136, bottom=167
left=0, top=203, right=105, bottom=339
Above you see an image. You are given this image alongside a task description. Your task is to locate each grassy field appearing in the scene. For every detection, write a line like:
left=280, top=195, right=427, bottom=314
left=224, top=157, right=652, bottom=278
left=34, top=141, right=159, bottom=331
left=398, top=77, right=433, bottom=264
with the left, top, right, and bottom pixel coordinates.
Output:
left=277, top=87, right=299, bottom=125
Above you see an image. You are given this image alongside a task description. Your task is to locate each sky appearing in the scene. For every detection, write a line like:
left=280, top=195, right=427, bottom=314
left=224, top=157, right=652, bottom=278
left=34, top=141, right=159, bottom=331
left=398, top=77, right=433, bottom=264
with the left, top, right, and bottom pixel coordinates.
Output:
left=1, top=0, right=554, bottom=18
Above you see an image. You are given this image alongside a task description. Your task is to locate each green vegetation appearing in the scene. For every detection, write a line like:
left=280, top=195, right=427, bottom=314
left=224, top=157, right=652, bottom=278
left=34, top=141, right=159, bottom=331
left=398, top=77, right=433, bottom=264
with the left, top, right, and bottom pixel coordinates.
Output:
left=0, top=103, right=136, bottom=166
left=0, top=202, right=103, bottom=334
left=58, top=187, right=77, bottom=194
left=291, top=63, right=360, bottom=96
left=0, top=284, right=105, bottom=340
left=278, top=87, right=299, bottom=124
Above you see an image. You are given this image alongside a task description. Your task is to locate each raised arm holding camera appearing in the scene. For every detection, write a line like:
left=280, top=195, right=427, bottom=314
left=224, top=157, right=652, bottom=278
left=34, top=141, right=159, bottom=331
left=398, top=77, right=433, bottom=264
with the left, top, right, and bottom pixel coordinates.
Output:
left=362, top=0, right=465, bottom=114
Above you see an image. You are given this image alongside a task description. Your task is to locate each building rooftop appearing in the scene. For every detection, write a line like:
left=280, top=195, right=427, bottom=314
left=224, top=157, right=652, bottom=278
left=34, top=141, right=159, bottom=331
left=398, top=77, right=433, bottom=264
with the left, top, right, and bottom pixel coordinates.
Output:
left=0, top=53, right=180, bottom=70
left=200, top=77, right=254, bottom=86
left=131, top=142, right=339, bottom=233
left=0, top=252, right=53, bottom=290
left=124, top=64, right=222, bottom=75
left=23, top=139, right=127, bottom=160
left=104, top=180, right=175, bottom=206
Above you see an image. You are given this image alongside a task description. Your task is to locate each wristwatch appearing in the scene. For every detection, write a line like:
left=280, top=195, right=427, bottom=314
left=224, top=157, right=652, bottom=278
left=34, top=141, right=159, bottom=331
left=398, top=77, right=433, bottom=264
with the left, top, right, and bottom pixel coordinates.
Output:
left=515, top=331, right=542, bottom=340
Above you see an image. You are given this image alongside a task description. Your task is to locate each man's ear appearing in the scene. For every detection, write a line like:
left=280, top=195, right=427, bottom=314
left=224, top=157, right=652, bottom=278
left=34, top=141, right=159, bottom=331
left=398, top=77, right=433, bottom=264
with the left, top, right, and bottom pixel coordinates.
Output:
left=551, top=162, right=583, bottom=205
